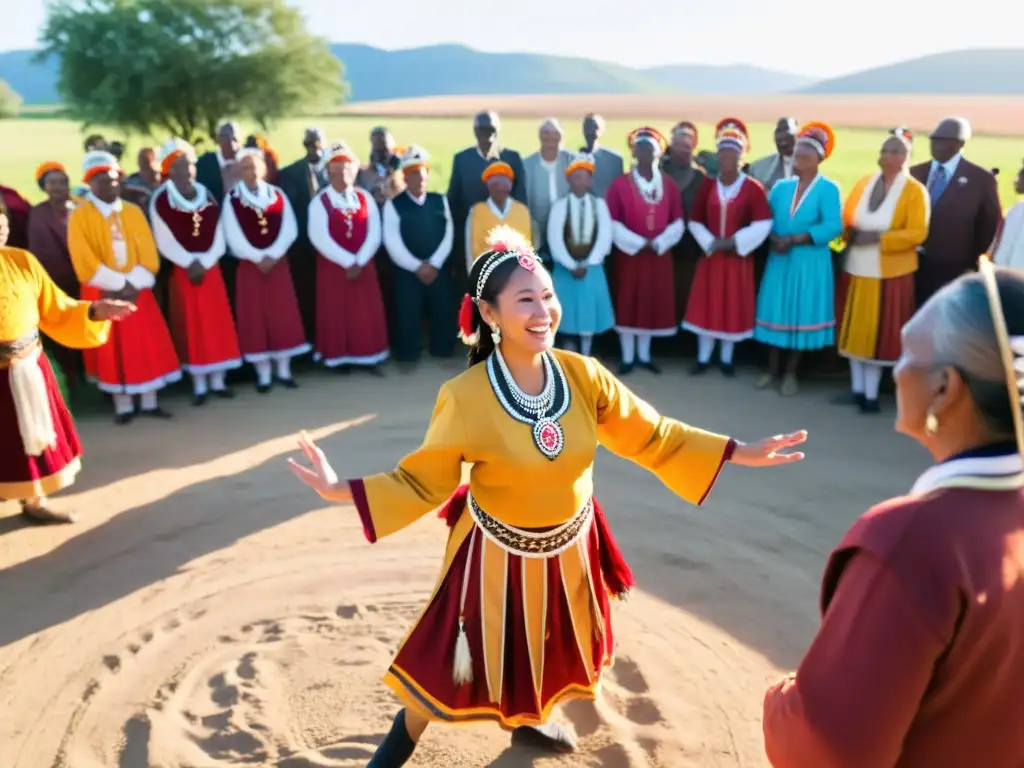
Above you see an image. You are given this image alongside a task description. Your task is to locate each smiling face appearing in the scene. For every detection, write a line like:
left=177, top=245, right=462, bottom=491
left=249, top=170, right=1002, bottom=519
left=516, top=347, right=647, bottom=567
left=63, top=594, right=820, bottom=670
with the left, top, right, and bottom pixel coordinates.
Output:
left=329, top=157, right=359, bottom=187
left=89, top=170, right=120, bottom=203
left=879, top=136, right=909, bottom=174
left=43, top=171, right=70, bottom=205
left=480, top=265, right=561, bottom=355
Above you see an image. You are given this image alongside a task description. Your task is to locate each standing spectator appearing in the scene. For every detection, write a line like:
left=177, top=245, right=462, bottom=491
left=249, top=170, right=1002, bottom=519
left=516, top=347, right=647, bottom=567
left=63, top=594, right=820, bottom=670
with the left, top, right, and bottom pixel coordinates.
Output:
left=991, top=157, right=1024, bottom=269
left=747, top=117, right=799, bottom=193
left=523, top=118, right=572, bottom=262
left=580, top=113, right=624, bottom=198
left=910, top=116, right=1003, bottom=306
left=464, top=162, right=531, bottom=270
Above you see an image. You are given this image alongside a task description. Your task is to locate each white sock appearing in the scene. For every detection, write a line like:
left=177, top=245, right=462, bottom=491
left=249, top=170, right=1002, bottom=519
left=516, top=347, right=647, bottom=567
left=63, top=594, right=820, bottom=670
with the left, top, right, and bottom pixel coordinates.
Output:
left=580, top=334, right=594, bottom=356
left=210, top=370, right=227, bottom=391
left=619, top=332, right=636, bottom=364
left=140, top=391, right=158, bottom=411
left=864, top=364, right=883, bottom=401
left=637, top=333, right=653, bottom=363
left=697, top=335, right=716, bottom=364
left=192, top=373, right=209, bottom=397
left=255, top=360, right=273, bottom=386
left=274, top=355, right=292, bottom=381
left=720, top=341, right=736, bottom=365
left=849, top=359, right=865, bottom=394
left=113, top=393, right=134, bottom=416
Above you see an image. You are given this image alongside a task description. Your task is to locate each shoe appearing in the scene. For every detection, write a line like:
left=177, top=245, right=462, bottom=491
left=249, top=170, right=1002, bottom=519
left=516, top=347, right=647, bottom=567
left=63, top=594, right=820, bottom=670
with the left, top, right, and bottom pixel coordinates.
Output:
left=139, top=407, right=174, bottom=419
left=618, top=362, right=635, bottom=376
left=276, top=377, right=299, bottom=389
left=20, top=501, right=76, bottom=524
left=212, top=388, right=235, bottom=399
left=256, top=382, right=271, bottom=394
left=511, top=723, right=577, bottom=753
left=755, top=373, right=776, bottom=390
left=859, top=398, right=881, bottom=414
left=689, top=362, right=709, bottom=376
left=114, top=412, right=135, bottom=426
left=720, top=362, right=736, bottom=378
left=780, top=375, right=799, bottom=397
left=192, top=393, right=208, bottom=407
left=638, top=361, right=661, bottom=374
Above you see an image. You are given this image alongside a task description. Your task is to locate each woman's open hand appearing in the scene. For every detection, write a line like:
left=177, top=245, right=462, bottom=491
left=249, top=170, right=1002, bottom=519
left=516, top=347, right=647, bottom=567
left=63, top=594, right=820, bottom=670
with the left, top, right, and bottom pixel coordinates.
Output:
left=90, top=298, right=137, bottom=322
left=730, top=431, right=808, bottom=467
left=287, top=432, right=351, bottom=502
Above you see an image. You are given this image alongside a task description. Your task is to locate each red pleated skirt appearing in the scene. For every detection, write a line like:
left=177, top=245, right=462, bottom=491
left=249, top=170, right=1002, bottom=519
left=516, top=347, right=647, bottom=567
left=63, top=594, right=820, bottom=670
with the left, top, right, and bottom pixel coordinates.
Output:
left=234, top=259, right=310, bottom=362
left=613, top=248, right=677, bottom=335
left=383, top=485, right=633, bottom=729
left=81, top=285, right=182, bottom=394
left=168, top=264, right=243, bottom=374
left=314, top=255, right=389, bottom=366
left=0, top=351, right=83, bottom=500
left=683, top=252, right=756, bottom=340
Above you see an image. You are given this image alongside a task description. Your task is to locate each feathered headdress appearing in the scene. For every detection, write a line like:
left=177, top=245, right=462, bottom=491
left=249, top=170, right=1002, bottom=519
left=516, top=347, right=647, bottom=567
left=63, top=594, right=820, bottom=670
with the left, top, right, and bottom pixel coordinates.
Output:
left=715, top=118, right=749, bottom=154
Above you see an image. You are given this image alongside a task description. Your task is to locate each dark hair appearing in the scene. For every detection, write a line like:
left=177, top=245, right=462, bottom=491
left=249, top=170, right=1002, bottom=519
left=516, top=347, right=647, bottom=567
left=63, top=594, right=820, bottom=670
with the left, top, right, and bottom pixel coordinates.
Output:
left=465, top=251, right=524, bottom=367
left=932, top=270, right=1024, bottom=436
left=83, top=133, right=105, bottom=152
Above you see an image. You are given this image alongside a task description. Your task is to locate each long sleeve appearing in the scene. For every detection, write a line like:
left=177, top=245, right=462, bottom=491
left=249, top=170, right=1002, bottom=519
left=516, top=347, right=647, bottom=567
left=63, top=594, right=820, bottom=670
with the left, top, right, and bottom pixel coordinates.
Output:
left=652, top=180, right=685, bottom=255
left=464, top=207, right=475, bottom=274
left=880, top=181, right=930, bottom=254
left=546, top=197, right=577, bottom=270
left=149, top=197, right=196, bottom=269
left=349, top=384, right=466, bottom=542
left=67, top=208, right=127, bottom=292
left=806, top=181, right=844, bottom=246
left=974, top=171, right=1003, bottom=257
left=200, top=219, right=227, bottom=270
left=587, top=198, right=614, bottom=266
left=307, top=194, right=356, bottom=268
left=382, top=199, right=422, bottom=272
left=763, top=549, right=946, bottom=768
left=427, top=196, right=455, bottom=270
left=605, top=185, right=646, bottom=256
left=29, top=251, right=111, bottom=349
left=355, top=192, right=382, bottom=267
left=447, top=154, right=466, bottom=226
left=687, top=179, right=716, bottom=254
left=220, top=196, right=263, bottom=263
left=842, top=176, right=870, bottom=229
left=590, top=358, right=733, bottom=506
left=734, top=184, right=773, bottom=257
left=266, top=193, right=298, bottom=260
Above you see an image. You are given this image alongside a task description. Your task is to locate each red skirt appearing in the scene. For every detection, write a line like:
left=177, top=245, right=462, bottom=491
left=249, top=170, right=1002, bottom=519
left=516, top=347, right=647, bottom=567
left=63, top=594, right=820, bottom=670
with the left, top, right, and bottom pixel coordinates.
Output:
left=234, top=259, right=311, bottom=362
left=168, top=264, right=243, bottom=374
left=81, top=285, right=182, bottom=394
left=613, top=248, right=676, bottom=335
left=0, top=351, right=83, bottom=500
left=836, top=271, right=916, bottom=364
left=383, top=486, right=633, bottom=729
left=314, top=256, right=389, bottom=366
left=683, top=252, right=756, bottom=340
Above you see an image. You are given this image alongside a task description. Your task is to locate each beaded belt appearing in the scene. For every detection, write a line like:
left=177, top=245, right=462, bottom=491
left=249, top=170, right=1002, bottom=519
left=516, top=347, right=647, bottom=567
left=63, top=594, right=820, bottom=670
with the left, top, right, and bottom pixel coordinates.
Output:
left=0, top=329, right=41, bottom=368
left=466, top=492, right=594, bottom=558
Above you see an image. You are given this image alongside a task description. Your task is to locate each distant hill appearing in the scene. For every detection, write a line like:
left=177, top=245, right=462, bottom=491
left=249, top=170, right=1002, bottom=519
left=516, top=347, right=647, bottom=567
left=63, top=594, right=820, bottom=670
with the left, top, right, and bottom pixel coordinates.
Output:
left=642, top=63, right=814, bottom=94
left=804, top=49, right=1024, bottom=94
left=0, top=43, right=807, bottom=105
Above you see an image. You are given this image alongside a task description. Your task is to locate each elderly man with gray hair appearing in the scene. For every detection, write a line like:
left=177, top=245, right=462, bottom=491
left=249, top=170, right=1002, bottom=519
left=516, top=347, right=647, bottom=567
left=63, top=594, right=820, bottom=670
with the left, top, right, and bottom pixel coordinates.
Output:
left=446, top=111, right=527, bottom=287
left=523, top=117, right=573, bottom=264
left=909, top=116, right=1003, bottom=307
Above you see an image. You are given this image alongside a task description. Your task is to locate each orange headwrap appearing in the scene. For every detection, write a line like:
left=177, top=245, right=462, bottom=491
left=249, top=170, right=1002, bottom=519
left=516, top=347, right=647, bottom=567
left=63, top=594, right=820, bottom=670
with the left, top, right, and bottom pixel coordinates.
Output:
left=35, top=161, right=66, bottom=186
left=482, top=161, right=514, bottom=183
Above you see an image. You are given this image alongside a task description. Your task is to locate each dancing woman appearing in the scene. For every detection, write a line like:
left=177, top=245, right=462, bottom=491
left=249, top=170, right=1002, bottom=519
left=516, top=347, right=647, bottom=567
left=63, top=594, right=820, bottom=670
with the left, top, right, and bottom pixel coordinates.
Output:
left=764, top=259, right=1024, bottom=766
left=290, top=227, right=807, bottom=766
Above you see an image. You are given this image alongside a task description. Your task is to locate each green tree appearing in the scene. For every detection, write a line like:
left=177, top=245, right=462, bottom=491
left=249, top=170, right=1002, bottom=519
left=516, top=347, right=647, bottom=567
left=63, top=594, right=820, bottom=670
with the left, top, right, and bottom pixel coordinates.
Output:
left=38, top=0, right=347, bottom=146
left=0, top=79, right=22, bottom=118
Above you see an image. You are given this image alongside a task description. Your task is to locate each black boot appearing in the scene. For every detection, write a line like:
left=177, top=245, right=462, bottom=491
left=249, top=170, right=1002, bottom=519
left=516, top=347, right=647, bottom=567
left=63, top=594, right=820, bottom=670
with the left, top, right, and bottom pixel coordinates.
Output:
left=367, top=709, right=417, bottom=767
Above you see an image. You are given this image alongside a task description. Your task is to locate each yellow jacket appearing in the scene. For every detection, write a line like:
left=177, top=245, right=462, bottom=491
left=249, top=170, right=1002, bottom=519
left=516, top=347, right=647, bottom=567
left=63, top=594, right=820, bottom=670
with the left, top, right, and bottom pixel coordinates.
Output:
left=466, top=198, right=532, bottom=272
left=842, top=173, right=929, bottom=279
left=68, top=197, right=160, bottom=292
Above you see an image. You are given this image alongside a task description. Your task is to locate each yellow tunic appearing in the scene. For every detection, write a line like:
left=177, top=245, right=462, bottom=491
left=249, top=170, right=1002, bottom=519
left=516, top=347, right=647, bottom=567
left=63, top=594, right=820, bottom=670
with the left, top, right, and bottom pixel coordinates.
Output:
left=67, top=197, right=160, bottom=289
left=0, top=246, right=110, bottom=348
left=466, top=198, right=532, bottom=270
left=842, top=172, right=929, bottom=280
left=358, top=349, right=732, bottom=538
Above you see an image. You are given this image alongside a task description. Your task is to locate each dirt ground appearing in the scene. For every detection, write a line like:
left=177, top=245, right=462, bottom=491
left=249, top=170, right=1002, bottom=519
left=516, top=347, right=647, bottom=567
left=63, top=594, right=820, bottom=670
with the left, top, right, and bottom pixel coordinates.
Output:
left=340, top=93, right=1024, bottom=136
left=0, top=358, right=929, bottom=767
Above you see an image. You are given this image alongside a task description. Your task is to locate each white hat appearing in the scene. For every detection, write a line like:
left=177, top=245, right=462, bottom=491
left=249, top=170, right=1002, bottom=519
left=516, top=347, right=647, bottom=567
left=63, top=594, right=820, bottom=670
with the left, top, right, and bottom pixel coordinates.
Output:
left=317, top=141, right=359, bottom=173
left=82, top=150, right=120, bottom=182
left=400, top=145, right=430, bottom=172
left=158, top=137, right=197, bottom=169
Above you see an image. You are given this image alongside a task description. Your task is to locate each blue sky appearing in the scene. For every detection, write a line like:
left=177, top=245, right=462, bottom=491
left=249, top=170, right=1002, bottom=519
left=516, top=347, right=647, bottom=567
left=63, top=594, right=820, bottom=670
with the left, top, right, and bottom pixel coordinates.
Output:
left=5, top=0, right=1019, bottom=78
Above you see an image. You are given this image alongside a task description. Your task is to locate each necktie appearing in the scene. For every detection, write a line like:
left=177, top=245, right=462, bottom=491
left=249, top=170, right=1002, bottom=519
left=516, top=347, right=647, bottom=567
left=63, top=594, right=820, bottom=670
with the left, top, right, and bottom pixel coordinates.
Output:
left=928, top=165, right=948, bottom=204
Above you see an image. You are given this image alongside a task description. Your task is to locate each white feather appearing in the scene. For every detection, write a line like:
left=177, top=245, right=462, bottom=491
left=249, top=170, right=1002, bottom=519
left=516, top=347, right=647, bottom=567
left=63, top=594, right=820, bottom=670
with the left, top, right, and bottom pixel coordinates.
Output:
left=485, top=224, right=533, bottom=255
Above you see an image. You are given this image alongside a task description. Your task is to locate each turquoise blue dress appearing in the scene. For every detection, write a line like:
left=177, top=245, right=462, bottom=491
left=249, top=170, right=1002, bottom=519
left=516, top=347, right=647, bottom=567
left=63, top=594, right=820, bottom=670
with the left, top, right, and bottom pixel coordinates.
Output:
left=754, top=176, right=843, bottom=350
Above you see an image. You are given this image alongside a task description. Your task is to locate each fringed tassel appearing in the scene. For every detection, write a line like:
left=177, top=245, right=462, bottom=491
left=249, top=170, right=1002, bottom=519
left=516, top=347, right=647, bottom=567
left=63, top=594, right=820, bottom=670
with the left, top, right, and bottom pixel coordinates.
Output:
left=593, top=501, right=635, bottom=599
left=452, top=616, right=473, bottom=685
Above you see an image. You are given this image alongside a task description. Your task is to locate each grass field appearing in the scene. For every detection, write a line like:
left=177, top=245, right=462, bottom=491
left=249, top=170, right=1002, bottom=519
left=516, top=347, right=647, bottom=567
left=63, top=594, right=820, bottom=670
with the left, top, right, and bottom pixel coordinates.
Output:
left=1, top=106, right=1022, bottom=208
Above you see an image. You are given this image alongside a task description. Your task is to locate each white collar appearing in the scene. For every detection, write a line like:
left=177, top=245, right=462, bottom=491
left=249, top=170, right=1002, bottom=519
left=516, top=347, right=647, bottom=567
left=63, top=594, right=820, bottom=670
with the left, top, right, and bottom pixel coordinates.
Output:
left=487, top=197, right=512, bottom=217
left=235, top=180, right=275, bottom=210
left=910, top=451, right=1024, bottom=496
left=931, top=153, right=962, bottom=179
left=164, top=181, right=209, bottom=212
left=717, top=173, right=747, bottom=200
left=87, top=193, right=123, bottom=217
left=405, top=190, right=427, bottom=205
left=325, top=185, right=361, bottom=211
left=631, top=167, right=663, bottom=203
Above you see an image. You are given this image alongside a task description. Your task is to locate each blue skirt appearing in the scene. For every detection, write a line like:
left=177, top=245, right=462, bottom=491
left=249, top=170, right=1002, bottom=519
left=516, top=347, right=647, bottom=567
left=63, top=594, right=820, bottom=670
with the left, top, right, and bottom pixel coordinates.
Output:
left=552, top=262, right=615, bottom=336
left=753, top=245, right=835, bottom=350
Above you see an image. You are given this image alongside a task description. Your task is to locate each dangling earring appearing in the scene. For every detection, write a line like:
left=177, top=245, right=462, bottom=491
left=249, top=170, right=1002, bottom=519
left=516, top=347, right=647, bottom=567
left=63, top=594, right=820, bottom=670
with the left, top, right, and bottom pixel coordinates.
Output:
left=925, top=411, right=939, bottom=435
left=490, top=323, right=502, bottom=345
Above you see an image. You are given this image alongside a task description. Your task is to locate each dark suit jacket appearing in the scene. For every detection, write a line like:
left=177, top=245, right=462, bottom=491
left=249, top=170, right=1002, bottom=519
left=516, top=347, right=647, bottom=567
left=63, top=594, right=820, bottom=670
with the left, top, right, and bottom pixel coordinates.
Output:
left=196, top=152, right=225, bottom=203
left=278, top=158, right=325, bottom=244
left=910, top=157, right=1002, bottom=305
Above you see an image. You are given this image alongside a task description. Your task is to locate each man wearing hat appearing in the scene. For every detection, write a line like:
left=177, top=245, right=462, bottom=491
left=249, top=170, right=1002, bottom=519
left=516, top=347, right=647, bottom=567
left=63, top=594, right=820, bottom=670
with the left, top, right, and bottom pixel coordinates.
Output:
left=447, top=112, right=527, bottom=287
left=278, top=127, right=328, bottom=340
left=382, top=146, right=457, bottom=366
left=605, top=127, right=685, bottom=375
left=748, top=117, right=799, bottom=193
left=68, top=150, right=182, bottom=423
left=909, top=116, right=1002, bottom=305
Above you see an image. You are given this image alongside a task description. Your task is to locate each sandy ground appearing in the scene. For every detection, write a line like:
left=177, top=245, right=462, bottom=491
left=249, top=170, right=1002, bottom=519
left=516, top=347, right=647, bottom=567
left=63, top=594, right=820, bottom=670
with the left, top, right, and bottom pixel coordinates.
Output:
left=339, top=94, right=1024, bottom=135
left=0, top=358, right=929, bottom=767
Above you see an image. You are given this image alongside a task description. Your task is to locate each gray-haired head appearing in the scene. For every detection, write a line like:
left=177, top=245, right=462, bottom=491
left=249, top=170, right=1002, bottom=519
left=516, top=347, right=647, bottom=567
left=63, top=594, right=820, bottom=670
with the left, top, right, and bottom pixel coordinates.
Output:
left=217, top=121, right=240, bottom=139
left=539, top=117, right=563, bottom=136
left=908, top=270, right=1024, bottom=437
